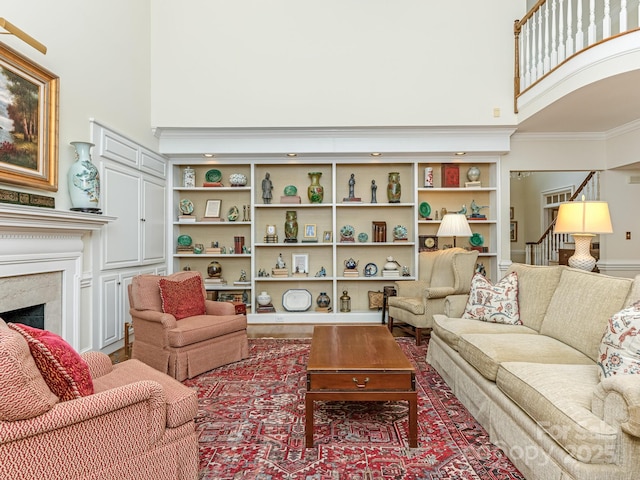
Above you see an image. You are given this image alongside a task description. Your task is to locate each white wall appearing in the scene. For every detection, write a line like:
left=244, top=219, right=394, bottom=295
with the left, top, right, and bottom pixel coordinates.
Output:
left=1, top=0, right=156, bottom=211
left=150, top=0, right=525, bottom=128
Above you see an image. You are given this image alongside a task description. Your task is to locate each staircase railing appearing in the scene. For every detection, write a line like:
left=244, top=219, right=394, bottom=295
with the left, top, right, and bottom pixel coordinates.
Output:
left=525, top=171, right=600, bottom=265
left=514, top=0, right=640, bottom=111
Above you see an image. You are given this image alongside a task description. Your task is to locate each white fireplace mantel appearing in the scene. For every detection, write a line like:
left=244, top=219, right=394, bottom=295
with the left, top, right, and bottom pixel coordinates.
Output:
left=0, top=204, right=116, bottom=231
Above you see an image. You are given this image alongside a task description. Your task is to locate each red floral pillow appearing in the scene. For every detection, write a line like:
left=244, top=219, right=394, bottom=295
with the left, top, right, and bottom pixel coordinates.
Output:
left=159, top=273, right=206, bottom=320
left=8, top=323, right=94, bottom=401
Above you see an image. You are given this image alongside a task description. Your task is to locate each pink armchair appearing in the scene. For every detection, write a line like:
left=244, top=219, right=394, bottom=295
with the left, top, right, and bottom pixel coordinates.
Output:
left=128, top=271, right=249, bottom=381
left=0, top=324, right=198, bottom=480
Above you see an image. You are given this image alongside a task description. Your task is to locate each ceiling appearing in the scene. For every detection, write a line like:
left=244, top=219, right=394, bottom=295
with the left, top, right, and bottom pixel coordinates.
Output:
left=515, top=70, right=640, bottom=134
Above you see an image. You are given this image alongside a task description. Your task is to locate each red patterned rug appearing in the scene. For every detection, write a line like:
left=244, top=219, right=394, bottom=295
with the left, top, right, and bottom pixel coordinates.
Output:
left=183, top=338, right=524, bottom=479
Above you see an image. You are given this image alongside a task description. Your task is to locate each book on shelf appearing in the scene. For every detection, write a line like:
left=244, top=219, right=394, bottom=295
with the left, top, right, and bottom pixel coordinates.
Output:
left=178, top=215, right=196, bottom=222
left=280, top=195, right=301, bottom=204
left=315, top=306, right=332, bottom=313
left=205, top=248, right=222, bottom=254
left=176, top=246, right=194, bottom=253
left=382, top=270, right=400, bottom=277
left=204, top=277, right=226, bottom=283
left=465, top=181, right=482, bottom=188
left=343, top=270, right=359, bottom=277
left=202, top=182, right=223, bottom=187
left=257, top=304, right=276, bottom=313
left=263, top=235, right=279, bottom=243
left=233, top=281, right=251, bottom=286
left=200, top=217, right=223, bottom=222
left=271, top=268, right=288, bottom=276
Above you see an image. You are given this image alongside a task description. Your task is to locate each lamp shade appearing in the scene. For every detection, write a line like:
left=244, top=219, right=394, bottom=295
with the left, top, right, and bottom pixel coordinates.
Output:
left=437, top=214, right=473, bottom=238
left=554, top=197, right=613, bottom=235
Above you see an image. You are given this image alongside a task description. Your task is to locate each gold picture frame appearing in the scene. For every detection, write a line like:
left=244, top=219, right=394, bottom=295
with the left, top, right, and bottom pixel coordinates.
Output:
left=510, top=221, right=518, bottom=242
left=0, top=43, right=59, bottom=191
left=322, top=231, right=332, bottom=243
left=205, top=199, right=221, bottom=217
left=304, top=223, right=317, bottom=239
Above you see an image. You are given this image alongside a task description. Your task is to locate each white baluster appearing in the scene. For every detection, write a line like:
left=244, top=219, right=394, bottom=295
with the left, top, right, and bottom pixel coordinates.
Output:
left=537, top=10, right=544, bottom=77
left=531, top=15, right=538, bottom=82
left=588, top=0, right=596, bottom=44
left=576, top=0, right=584, bottom=51
left=620, top=0, right=628, bottom=31
left=551, top=0, right=558, bottom=68
left=558, top=0, right=566, bottom=61
left=544, top=1, right=551, bottom=72
left=523, top=24, right=530, bottom=89
left=603, top=0, right=611, bottom=37
left=567, top=0, right=575, bottom=55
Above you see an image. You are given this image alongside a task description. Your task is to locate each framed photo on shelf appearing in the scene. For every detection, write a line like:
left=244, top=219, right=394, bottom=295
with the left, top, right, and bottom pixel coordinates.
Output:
left=322, top=231, right=332, bottom=242
left=0, top=43, right=59, bottom=191
left=291, top=253, right=309, bottom=274
left=510, top=221, right=518, bottom=242
left=304, top=223, right=317, bottom=239
left=510, top=206, right=514, bottom=219
left=205, top=199, right=221, bottom=218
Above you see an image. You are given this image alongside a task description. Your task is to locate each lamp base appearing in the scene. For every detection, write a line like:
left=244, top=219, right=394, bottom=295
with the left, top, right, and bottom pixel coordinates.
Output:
left=568, top=234, right=596, bottom=271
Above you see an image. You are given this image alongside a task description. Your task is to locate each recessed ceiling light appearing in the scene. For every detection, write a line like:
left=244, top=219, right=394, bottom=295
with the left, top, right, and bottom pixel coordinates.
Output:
left=286, top=153, right=297, bottom=157
left=370, top=152, right=382, bottom=157
left=454, top=152, right=466, bottom=156
left=203, top=153, right=214, bottom=158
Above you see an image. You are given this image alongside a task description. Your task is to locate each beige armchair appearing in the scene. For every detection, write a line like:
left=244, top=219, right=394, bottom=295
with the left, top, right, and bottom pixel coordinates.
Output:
left=388, top=248, right=479, bottom=345
left=128, top=271, right=249, bottom=381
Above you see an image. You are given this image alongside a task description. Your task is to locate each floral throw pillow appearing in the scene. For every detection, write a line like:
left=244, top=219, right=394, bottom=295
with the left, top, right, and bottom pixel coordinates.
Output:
left=8, top=323, right=94, bottom=401
left=159, top=273, right=207, bottom=320
left=597, top=301, right=640, bottom=379
left=462, top=272, right=521, bottom=325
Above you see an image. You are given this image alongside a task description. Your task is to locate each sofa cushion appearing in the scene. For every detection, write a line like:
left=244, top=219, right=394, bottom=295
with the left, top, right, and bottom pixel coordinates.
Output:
left=432, top=314, right=537, bottom=351
left=0, top=328, right=58, bottom=421
left=92, top=358, right=197, bottom=428
left=506, top=263, right=564, bottom=332
left=159, top=274, right=207, bottom=320
left=597, top=301, right=640, bottom=379
left=389, top=296, right=425, bottom=315
left=167, top=314, right=247, bottom=347
left=458, top=333, right=593, bottom=381
left=497, top=362, right=617, bottom=464
left=541, top=269, right=633, bottom=362
left=8, top=323, right=94, bottom=401
left=462, top=272, right=520, bottom=324
left=132, top=271, right=207, bottom=312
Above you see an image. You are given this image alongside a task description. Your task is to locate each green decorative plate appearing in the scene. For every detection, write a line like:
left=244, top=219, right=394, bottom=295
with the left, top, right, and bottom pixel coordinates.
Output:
left=419, top=201, right=431, bottom=218
left=357, top=232, right=368, bottom=242
left=177, top=234, right=192, bottom=246
left=205, top=169, right=222, bottom=183
left=283, top=185, right=298, bottom=196
left=340, top=225, right=355, bottom=239
left=179, top=198, right=194, bottom=215
left=470, top=233, right=484, bottom=247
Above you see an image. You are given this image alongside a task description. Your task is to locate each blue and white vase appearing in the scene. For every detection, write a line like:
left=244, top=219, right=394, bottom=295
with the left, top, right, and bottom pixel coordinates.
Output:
left=68, top=141, right=101, bottom=212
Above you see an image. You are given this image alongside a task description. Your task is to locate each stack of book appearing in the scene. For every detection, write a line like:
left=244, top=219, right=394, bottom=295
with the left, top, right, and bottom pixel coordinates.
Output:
left=203, top=182, right=223, bottom=187
left=178, top=215, right=196, bottom=223
left=280, top=195, right=301, bottom=204
left=204, top=277, right=227, bottom=285
left=257, top=303, right=276, bottom=313
left=315, top=306, right=332, bottom=313
left=271, top=268, right=288, bottom=278
left=382, top=269, right=400, bottom=278
left=343, top=269, right=359, bottom=277
left=205, top=247, right=222, bottom=254
left=264, top=235, right=278, bottom=243
left=176, top=245, right=194, bottom=254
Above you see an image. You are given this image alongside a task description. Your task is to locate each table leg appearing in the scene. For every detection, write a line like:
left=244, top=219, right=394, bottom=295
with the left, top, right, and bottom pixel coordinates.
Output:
left=305, top=394, right=314, bottom=448
left=408, top=392, right=418, bottom=448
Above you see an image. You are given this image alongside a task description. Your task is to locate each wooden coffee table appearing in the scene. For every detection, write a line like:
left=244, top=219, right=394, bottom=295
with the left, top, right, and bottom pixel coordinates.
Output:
left=305, top=325, right=417, bottom=448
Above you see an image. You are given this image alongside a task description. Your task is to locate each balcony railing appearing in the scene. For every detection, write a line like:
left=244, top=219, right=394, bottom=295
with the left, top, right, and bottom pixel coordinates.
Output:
left=514, top=0, right=640, bottom=111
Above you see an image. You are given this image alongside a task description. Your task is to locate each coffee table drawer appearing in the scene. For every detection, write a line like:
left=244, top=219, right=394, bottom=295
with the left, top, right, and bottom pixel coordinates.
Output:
left=308, top=372, right=413, bottom=391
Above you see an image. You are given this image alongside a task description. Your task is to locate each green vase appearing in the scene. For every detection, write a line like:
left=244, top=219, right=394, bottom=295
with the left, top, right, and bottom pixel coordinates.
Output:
left=307, top=172, right=324, bottom=203
left=284, top=210, right=298, bottom=242
left=387, top=172, right=401, bottom=203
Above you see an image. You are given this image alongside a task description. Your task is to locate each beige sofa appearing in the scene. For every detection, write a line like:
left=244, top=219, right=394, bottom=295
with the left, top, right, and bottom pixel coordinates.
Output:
left=427, top=263, right=640, bottom=480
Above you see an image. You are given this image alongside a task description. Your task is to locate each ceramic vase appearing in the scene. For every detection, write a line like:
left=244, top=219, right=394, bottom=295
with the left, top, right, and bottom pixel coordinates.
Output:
left=183, top=166, right=195, bottom=188
left=207, top=261, right=222, bottom=278
left=387, top=172, right=401, bottom=203
left=316, top=292, right=330, bottom=308
left=307, top=171, right=324, bottom=203
left=68, top=141, right=101, bottom=212
left=284, top=210, right=298, bottom=242
left=257, top=291, right=271, bottom=306
left=467, top=166, right=481, bottom=182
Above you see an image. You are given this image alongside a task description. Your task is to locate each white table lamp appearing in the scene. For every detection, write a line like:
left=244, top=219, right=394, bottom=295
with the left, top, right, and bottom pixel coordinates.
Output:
left=437, top=213, right=473, bottom=247
left=554, top=195, right=613, bottom=271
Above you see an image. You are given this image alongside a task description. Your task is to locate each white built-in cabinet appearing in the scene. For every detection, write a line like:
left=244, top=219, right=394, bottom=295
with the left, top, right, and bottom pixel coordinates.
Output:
left=168, top=156, right=500, bottom=325
left=91, top=120, right=167, bottom=352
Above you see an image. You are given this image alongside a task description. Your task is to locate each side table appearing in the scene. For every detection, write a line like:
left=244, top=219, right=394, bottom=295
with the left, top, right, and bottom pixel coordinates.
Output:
left=381, top=286, right=397, bottom=325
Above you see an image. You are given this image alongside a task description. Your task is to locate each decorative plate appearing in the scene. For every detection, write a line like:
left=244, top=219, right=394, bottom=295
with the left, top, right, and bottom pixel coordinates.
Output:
left=177, top=234, right=192, bottom=246
left=179, top=198, right=194, bottom=215
left=419, top=201, right=431, bottom=218
left=470, top=233, right=484, bottom=247
left=283, top=185, right=298, bottom=196
left=340, top=225, right=355, bottom=239
left=357, top=232, right=368, bottom=242
left=393, top=225, right=408, bottom=240
left=227, top=205, right=239, bottom=221
left=205, top=169, right=222, bottom=183
left=364, top=262, right=378, bottom=277
left=282, top=289, right=312, bottom=312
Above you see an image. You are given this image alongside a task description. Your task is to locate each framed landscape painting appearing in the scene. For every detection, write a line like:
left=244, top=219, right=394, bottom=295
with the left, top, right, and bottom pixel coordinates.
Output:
left=0, top=43, right=59, bottom=191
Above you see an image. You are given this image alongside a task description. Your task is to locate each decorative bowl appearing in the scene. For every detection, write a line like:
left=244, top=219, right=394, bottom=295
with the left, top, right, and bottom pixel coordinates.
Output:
left=205, top=169, right=222, bottom=183
left=283, top=185, right=298, bottom=196
left=177, top=234, right=192, bottom=246
left=470, top=233, right=484, bottom=247
left=340, top=225, right=355, bottom=239
left=393, top=225, right=408, bottom=240
left=357, top=232, right=368, bottom=242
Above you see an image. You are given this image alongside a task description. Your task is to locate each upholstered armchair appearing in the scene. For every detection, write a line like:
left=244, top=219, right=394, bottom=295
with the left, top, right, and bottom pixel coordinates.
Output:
left=128, top=271, right=249, bottom=381
left=388, top=248, right=479, bottom=345
left=0, top=321, right=198, bottom=480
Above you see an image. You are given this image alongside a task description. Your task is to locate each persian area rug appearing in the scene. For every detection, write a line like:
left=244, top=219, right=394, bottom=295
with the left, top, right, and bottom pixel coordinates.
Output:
left=183, top=338, right=524, bottom=480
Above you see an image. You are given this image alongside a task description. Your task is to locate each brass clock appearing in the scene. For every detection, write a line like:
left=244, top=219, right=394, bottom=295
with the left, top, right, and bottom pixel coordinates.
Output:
left=419, top=235, right=438, bottom=252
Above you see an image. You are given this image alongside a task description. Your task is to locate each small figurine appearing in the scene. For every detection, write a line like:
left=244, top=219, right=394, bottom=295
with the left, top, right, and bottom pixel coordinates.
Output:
left=470, top=199, right=489, bottom=217
left=238, top=269, right=247, bottom=282
left=276, top=253, right=286, bottom=269
left=315, top=266, right=327, bottom=277
left=348, top=173, right=356, bottom=199
left=370, top=179, right=377, bottom=203
left=457, top=204, right=467, bottom=215
left=262, top=172, right=273, bottom=204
